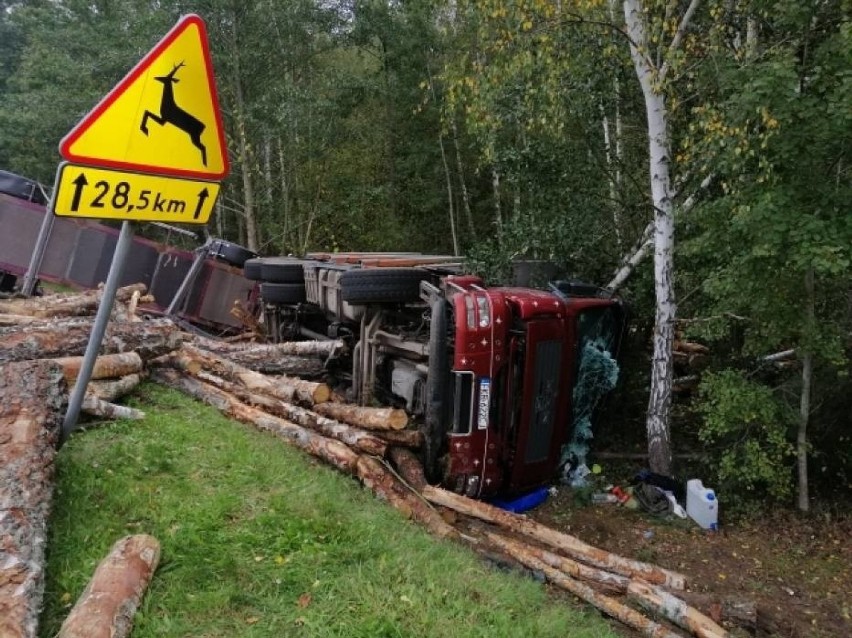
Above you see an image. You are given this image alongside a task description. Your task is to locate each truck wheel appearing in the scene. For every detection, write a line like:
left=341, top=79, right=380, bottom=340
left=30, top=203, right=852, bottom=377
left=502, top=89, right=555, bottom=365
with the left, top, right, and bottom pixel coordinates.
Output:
left=208, top=239, right=256, bottom=268
left=260, top=258, right=307, bottom=284
left=423, top=299, right=450, bottom=482
left=260, top=282, right=306, bottom=304
left=243, top=258, right=264, bottom=281
left=340, top=268, right=426, bottom=304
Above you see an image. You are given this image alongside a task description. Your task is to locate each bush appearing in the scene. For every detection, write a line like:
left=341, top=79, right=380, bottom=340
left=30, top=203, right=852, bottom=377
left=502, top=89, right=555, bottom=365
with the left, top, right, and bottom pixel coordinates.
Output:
left=697, top=370, right=795, bottom=508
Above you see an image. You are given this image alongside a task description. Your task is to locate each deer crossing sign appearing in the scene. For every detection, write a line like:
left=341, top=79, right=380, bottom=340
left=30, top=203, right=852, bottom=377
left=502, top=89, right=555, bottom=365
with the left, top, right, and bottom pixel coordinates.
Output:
left=59, top=14, right=228, bottom=181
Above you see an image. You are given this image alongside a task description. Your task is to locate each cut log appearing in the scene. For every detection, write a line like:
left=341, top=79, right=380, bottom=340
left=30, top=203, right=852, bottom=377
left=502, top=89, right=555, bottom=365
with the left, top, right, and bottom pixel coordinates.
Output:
left=192, top=335, right=345, bottom=357
left=0, top=314, right=40, bottom=326
left=0, top=360, right=66, bottom=638
left=191, top=371, right=387, bottom=457
left=483, top=530, right=629, bottom=595
left=0, top=318, right=182, bottom=364
left=56, top=534, right=160, bottom=638
left=486, top=534, right=684, bottom=638
left=151, top=369, right=359, bottom=474
left=87, top=374, right=143, bottom=402
left=80, top=396, right=145, bottom=421
left=627, top=580, right=729, bottom=638
left=157, top=345, right=330, bottom=406
left=422, top=485, right=686, bottom=589
left=0, top=284, right=147, bottom=319
left=355, top=456, right=456, bottom=539
left=388, top=447, right=428, bottom=491
left=51, top=352, right=143, bottom=383
left=373, top=429, right=423, bottom=449
left=212, top=352, right=325, bottom=376
left=313, top=402, right=408, bottom=431
left=276, top=374, right=331, bottom=404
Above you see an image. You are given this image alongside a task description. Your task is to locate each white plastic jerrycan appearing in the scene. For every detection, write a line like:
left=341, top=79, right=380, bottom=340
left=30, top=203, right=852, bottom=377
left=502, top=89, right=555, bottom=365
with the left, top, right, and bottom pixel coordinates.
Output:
left=686, top=479, right=719, bottom=530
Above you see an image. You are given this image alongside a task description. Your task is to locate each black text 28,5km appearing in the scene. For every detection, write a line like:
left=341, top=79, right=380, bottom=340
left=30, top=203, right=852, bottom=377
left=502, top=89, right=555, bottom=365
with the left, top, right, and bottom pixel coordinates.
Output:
left=53, top=163, right=219, bottom=225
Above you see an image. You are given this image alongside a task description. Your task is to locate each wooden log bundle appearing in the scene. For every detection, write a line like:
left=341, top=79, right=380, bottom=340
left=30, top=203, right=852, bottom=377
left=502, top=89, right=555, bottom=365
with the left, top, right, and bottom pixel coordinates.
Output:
left=0, top=360, right=66, bottom=638
left=0, top=284, right=147, bottom=319
left=57, top=535, right=160, bottom=638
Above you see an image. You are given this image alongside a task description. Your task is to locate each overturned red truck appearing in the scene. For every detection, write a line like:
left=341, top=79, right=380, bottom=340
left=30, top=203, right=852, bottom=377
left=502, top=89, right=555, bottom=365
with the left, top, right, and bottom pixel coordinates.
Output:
left=246, top=253, right=625, bottom=499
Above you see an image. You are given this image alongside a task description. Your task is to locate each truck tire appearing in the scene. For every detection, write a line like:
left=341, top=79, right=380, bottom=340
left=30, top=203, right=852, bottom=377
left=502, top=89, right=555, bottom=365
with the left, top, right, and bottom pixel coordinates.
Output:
left=243, top=258, right=265, bottom=281
left=423, top=298, right=451, bottom=482
left=209, top=239, right=256, bottom=268
left=340, top=268, right=426, bottom=304
left=260, top=258, right=307, bottom=283
left=260, top=282, right=306, bottom=305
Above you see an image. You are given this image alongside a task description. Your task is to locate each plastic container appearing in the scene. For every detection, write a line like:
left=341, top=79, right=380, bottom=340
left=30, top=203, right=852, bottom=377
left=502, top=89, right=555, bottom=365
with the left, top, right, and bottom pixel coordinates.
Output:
left=686, top=479, right=718, bottom=530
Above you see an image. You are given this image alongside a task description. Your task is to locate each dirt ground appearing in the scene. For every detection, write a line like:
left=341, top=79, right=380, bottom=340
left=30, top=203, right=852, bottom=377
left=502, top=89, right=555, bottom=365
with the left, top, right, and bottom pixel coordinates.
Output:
left=530, top=488, right=851, bottom=638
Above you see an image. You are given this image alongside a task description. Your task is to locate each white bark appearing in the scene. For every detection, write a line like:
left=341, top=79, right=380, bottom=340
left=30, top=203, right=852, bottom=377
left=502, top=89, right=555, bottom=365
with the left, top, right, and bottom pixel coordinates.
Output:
left=797, top=268, right=814, bottom=512
left=625, top=0, right=693, bottom=474
left=606, top=221, right=654, bottom=293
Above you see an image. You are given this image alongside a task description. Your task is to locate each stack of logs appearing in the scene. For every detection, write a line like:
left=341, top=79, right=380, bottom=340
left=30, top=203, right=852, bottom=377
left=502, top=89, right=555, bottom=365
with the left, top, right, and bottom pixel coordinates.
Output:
left=0, top=284, right=756, bottom=638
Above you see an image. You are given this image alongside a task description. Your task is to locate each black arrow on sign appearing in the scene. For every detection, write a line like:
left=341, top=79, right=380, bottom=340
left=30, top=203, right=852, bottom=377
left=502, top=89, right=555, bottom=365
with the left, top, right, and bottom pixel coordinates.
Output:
left=194, top=187, right=209, bottom=220
left=70, top=173, right=88, bottom=212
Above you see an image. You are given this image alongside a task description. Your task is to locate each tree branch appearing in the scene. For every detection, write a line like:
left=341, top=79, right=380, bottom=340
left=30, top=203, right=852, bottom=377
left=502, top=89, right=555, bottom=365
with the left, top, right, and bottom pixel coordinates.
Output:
left=659, top=0, right=702, bottom=82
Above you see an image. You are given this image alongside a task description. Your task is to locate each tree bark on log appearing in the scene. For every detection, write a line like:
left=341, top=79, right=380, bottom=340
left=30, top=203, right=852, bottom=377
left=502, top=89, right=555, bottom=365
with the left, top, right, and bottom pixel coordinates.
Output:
left=51, top=352, right=143, bottom=383
left=209, top=352, right=325, bottom=376
left=486, top=534, right=685, bottom=638
left=87, top=374, right=143, bottom=402
left=0, top=318, right=182, bottom=364
left=56, top=534, right=160, bottom=638
left=355, top=456, right=456, bottom=539
left=80, top=396, right=145, bottom=421
left=151, top=369, right=359, bottom=473
left=313, top=402, right=408, bottom=431
left=627, top=580, right=729, bottom=638
left=157, top=345, right=330, bottom=406
left=186, top=371, right=388, bottom=457
left=0, top=284, right=147, bottom=319
left=388, top=447, right=428, bottom=490
left=275, top=374, right=330, bottom=404
left=422, top=485, right=686, bottom=589
left=191, top=335, right=345, bottom=357
left=0, top=360, right=66, bottom=638
left=373, top=429, right=423, bottom=449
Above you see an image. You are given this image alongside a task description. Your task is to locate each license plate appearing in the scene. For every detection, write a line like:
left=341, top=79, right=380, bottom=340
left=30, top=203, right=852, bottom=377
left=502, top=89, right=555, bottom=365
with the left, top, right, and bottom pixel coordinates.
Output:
left=477, top=378, right=491, bottom=430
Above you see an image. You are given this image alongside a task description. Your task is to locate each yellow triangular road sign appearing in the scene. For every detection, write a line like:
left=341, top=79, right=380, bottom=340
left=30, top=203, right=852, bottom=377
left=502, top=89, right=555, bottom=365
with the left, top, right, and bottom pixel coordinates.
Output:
left=60, top=14, right=229, bottom=180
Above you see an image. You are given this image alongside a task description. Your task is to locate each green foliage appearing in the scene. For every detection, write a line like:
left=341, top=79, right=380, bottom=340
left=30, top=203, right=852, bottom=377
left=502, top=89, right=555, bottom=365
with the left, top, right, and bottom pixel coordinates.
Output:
left=41, top=384, right=616, bottom=637
left=697, top=370, right=795, bottom=505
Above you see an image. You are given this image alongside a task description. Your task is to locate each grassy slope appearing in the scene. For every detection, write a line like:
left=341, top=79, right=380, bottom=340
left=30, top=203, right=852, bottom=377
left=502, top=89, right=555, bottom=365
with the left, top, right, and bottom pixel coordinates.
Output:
left=40, top=383, right=616, bottom=638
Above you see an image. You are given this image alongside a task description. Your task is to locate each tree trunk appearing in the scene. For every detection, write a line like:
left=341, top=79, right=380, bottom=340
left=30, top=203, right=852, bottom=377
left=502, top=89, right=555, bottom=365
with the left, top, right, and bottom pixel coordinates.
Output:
left=87, top=374, right=143, bottom=402
left=797, top=267, right=814, bottom=512
left=154, top=368, right=361, bottom=470
left=80, top=396, right=145, bottom=421
left=0, top=318, right=182, bottom=364
left=52, top=352, right=143, bottom=384
left=191, top=335, right=344, bottom=357
left=388, top=447, right=428, bottom=490
left=422, top=485, right=685, bottom=588
left=230, top=30, right=258, bottom=252
left=57, top=535, right=160, bottom=638
left=625, top=0, right=679, bottom=475
left=627, top=579, right=729, bottom=638
left=485, top=534, right=684, bottom=638
left=187, top=370, right=388, bottom=457
left=0, top=284, right=147, bottom=319
left=373, top=429, right=423, bottom=449
left=313, top=402, right=408, bottom=431
left=355, top=456, right=456, bottom=539
left=0, top=360, right=66, bottom=638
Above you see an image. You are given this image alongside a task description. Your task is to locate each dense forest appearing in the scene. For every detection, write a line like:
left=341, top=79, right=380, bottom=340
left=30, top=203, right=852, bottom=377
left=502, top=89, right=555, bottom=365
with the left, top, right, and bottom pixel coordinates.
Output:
left=1, top=0, right=849, bottom=515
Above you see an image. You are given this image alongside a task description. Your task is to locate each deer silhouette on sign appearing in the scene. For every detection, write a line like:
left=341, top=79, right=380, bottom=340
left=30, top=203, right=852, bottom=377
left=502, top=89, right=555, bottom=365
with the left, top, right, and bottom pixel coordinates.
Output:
left=140, top=61, right=207, bottom=166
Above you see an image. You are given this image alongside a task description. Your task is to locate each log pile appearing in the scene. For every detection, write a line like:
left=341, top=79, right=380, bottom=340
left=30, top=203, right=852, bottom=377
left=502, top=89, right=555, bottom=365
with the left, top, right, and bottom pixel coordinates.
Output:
left=0, top=285, right=746, bottom=637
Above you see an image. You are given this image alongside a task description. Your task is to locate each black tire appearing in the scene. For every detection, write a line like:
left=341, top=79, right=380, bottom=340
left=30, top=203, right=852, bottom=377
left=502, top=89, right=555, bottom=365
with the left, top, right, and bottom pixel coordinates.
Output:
left=422, top=299, right=451, bottom=482
left=243, top=258, right=265, bottom=281
left=260, top=282, right=306, bottom=304
left=260, top=258, right=306, bottom=284
left=340, top=268, right=426, bottom=304
left=209, top=239, right=256, bottom=268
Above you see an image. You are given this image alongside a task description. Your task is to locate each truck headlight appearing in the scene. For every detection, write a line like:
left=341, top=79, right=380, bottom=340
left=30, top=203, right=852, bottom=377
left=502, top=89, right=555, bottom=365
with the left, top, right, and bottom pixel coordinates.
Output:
left=476, top=295, right=490, bottom=328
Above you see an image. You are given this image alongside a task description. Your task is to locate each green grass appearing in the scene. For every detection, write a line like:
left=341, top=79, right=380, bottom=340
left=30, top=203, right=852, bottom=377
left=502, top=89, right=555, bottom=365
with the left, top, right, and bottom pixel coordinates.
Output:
left=40, top=383, right=617, bottom=638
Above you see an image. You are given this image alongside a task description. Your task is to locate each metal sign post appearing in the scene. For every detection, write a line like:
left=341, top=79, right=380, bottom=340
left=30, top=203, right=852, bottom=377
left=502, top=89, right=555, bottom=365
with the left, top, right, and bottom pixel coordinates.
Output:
left=61, top=221, right=134, bottom=443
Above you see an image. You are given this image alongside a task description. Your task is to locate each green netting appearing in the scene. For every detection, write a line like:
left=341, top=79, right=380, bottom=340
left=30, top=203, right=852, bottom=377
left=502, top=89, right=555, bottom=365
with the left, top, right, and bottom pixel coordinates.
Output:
left=561, top=336, right=619, bottom=482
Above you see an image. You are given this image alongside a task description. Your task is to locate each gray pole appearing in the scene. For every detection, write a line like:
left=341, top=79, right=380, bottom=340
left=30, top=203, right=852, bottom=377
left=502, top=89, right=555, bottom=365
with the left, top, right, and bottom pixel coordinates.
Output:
left=165, top=242, right=210, bottom=315
left=61, top=220, right=135, bottom=443
left=20, top=172, right=60, bottom=296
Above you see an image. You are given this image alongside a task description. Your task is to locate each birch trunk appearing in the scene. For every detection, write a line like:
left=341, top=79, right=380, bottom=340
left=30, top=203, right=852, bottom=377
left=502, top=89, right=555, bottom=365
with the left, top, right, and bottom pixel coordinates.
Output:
left=230, top=31, right=258, bottom=252
left=625, top=0, right=683, bottom=475
left=797, top=268, right=814, bottom=512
